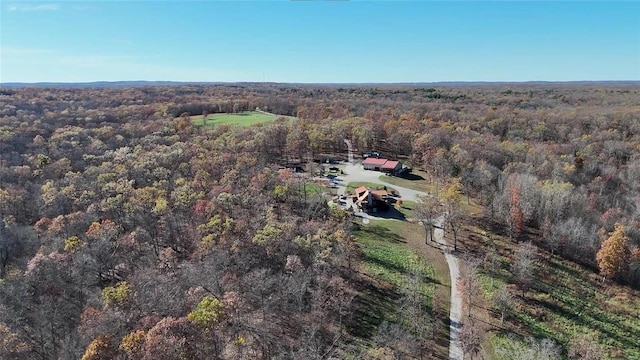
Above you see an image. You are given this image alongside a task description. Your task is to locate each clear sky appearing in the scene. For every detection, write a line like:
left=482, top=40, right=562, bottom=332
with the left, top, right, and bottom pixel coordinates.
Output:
left=1, top=1, right=639, bottom=83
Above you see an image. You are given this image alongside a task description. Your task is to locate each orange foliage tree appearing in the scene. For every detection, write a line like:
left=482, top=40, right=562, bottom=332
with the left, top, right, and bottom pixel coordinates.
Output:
left=596, top=223, right=630, bottom=281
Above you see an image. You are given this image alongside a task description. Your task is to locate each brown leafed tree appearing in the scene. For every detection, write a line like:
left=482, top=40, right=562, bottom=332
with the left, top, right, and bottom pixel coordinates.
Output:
left=596, top=223, right=630, bottom=281
left=492, top=284, right=514, bottom=324
left=457, top=257, right=481, bottom=318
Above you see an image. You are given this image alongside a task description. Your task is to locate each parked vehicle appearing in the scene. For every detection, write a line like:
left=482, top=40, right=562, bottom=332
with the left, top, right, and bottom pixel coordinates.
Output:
left=362, top=151, right=381, bottom=158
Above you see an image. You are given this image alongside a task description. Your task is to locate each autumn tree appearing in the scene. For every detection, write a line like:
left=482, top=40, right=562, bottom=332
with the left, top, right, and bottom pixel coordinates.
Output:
left=596, top=223, right=630, bottom=281
left=568, top=333, right=603, bottom=360
left=508, top=183, right=524, bottom=240
left=0, top=216, right=9, bottom=279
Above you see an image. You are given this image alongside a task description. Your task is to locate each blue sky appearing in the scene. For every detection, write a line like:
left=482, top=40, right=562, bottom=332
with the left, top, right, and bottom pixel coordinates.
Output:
left=1, top=1, right=639, bottom=83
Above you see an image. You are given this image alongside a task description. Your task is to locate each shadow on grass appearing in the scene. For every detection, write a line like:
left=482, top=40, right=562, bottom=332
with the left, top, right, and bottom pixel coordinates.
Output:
left=398, top=173, right=426, bottom=181
left=361, top=252, right=441, bottom=287
left=525, top=283, right=640, bottom=353
left=357, top=224, right=406, bottom=244
left=365, top=207, right=408, bottom=221
left=348, top=276, right=402, bottom=338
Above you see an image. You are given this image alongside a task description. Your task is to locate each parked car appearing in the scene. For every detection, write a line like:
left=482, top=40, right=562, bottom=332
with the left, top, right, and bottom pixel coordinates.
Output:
left=362, top=151, right=381, bottom=158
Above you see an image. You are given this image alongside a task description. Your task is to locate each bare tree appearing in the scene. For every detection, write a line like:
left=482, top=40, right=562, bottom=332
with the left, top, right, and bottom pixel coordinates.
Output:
left=458, top=319, right=486, bottom=360
left=568, top=333, right=603, bottom=360
left=512, top=242, right=537, bottom=297
left=492, top=284, right=514, bottom=324
left=414, top=195, right=440, bottom=244
left=495, top=335, right=561, bottom=360
left=458, top=257, right=481, bottom=318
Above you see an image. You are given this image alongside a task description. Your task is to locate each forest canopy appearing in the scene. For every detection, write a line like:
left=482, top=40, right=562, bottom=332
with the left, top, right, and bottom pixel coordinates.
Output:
left=1, top=82, right=639, bottom=359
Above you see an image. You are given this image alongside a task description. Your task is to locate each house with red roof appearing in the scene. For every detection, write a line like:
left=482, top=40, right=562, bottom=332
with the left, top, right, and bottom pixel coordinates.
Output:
left=362, top=157, right=403, bottom=175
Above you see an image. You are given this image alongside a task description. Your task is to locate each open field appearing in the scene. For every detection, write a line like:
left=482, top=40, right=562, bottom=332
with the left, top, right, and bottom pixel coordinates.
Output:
left=190, top=111, right=280, bottom=127
left=352, top=219, right=451, bottom=359
left=394, top=199, right=416, bottom=219
left=451, top=218, right=640, bottom=360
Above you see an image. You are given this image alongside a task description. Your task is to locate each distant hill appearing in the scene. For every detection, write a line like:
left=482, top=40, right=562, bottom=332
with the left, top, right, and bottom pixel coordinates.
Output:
left=1, top=80, right=638, bottom=89
left=0, top=81, right=222, bottom=88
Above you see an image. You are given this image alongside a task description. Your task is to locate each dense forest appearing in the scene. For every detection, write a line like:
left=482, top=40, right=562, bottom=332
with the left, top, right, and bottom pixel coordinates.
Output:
left=0, top=83, right=639, bottom=359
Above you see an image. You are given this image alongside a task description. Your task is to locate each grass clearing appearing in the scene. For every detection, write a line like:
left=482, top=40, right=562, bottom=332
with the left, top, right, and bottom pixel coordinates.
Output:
left=379, top=172, right=434, bottom=194
left=380, top=174, right=483, bottom=216
left=351, top=219, right=451, bottom=358
left=190, top=111, right=279, bottom=127
left=457, top=218, right=640, bottom=360
left=394, top=199, right=416, bottom=219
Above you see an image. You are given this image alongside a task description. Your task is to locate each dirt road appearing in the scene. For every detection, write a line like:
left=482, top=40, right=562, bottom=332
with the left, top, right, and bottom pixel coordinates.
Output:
left=434, top=216, right=463, bottom=360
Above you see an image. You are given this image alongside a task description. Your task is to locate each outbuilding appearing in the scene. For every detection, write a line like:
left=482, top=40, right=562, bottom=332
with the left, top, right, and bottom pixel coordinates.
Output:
left=381, top=160, right=402, bottom=175
left=362, top=157, right=389, bottom=171
left=362, top=158, right=403, bottom=175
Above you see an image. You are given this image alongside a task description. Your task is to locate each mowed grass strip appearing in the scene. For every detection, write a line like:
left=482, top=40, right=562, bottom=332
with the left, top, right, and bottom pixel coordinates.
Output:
left=379, top=169, right=434, bottom=193
left=352, top=220, right=450, bottom=357
left=191, top=111, right=277, bottom=127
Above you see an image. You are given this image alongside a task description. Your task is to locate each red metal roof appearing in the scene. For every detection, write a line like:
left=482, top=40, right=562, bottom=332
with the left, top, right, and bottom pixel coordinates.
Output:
left=381, top=160, right=400, bottom=169
left=363, top=157, right=389, bottom=166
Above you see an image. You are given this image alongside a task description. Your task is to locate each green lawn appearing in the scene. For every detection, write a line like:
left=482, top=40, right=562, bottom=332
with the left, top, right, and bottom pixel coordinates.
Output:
left=191, top=111, right=279, bottom=127
left=353, top=221, right=435, bottom=325
left=379, top=171, right=434, bottom=194
left=351, top=220, right=450, bottom=358
left=395, top=199, right=416, bottom=219
left=302, top=182, right=325, bottom=196
left=355, top=222, right=435, bottom=290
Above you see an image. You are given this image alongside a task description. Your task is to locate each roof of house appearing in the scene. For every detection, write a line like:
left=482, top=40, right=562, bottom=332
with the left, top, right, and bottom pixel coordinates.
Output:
left=354, top=188, right=389, bottom=205
left=354, top=186, right=368, bottom=196
left=370, top=189, right=388, bottom=201
left=381, top=160, right=400, bottom=170
left=363, top=157, right=388, bottom=166
left=356, top=192, right=369, bottom=205
left=371, top=189, right=388, bottom=196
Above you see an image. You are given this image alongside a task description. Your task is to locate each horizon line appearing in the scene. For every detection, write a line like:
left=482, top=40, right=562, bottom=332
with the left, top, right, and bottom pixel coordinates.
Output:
left=2, top=80, right=640, bottom=87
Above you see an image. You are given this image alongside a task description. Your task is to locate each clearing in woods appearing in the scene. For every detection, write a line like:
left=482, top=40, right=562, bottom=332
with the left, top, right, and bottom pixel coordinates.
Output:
left=190, top=111, right=279, bottom=127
